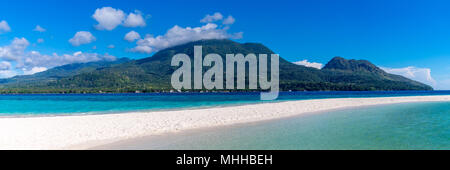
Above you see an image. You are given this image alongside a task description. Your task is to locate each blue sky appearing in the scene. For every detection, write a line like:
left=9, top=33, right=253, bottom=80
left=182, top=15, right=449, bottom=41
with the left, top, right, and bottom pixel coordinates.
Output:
left=0, top=0, right=449, bottom=89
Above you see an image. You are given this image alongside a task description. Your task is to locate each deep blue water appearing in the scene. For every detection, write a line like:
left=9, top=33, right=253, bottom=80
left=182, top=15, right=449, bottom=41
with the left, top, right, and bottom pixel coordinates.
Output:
left=0, top=91, right=449, bottom=116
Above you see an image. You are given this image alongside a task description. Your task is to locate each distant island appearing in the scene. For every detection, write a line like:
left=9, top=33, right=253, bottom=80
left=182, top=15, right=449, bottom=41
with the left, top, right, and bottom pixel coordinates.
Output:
left=0, top=39, right=432, bottom=93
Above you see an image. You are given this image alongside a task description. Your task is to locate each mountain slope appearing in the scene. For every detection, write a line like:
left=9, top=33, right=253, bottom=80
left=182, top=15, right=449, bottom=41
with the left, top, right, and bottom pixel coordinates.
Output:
left=323, top=57, right=385, bottom=74
left=0, top=39, right=433, bottom=93
left=0, top=58, right=130, bottom=88
left=320, top=57, right=431, bottom=90
left=50, top=39, right=330, bottom=92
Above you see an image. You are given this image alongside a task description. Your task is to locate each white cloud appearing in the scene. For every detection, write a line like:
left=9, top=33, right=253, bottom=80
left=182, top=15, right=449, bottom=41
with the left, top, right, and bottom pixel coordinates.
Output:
left=107, top=44, right=115, bottom=49
left=22, top=67, right=48, bottom=75
left=131, top=23, right=243, bottom=53
left=293, top=60, right=323, bottom=69
left=200, top=12, right=223, bottom=23
left=37, top=38, right=44, bottom=43
left=200, top=13, right=235, bottom=25
left=124, top=31, right=141, bottom=42
left=33, top=25, right=46, bottom=32
left=0, top=70, right=17, bottom=78
left=123, top=10, right=146, bottom=27
left=92, top=7, right=126, bottom=30
left=222, top=15, right=235, bottom=25
left=381, top=66, right=437, bottom=86
left=0, top=61, right=12, bottom=70
left=0, top=20, right=11, bottom=33
left=92, top=7, right=147, bottom=30
left=18, top=51, right=116, bottom=69
left=0, top=37, right=29, bottom=61
left=0, top=37, right=116, bottom=77
left=69, top=31, right=96, bottom=46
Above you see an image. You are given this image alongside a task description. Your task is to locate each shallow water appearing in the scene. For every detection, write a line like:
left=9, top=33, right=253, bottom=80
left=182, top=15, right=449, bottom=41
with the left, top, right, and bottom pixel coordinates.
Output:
left=1, top=91, right=449, bottom=116
left=103, top=102, right=450, bottom=150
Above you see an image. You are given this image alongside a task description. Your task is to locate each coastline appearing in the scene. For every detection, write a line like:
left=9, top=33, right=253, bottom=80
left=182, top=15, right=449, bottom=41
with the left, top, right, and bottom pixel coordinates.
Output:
left=0, top=95, right=449, bottom=150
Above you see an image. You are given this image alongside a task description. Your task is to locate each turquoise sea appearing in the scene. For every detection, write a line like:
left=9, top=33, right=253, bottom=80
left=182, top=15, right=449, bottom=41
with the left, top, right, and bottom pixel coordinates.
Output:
left=2, top=91, right=450, bottom=150
left=0, top=91, right=449, bottom=116
left=107, top=101, right=450, bottom=150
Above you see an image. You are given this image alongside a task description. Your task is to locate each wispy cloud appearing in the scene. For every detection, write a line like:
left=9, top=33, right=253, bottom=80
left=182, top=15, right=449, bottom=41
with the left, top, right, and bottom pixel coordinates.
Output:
left=381, top=66, right=437, bottom=86
left=0, top=61, right=12, bottom=70
left=33, top=25, right=46, bottom=32
left=0, top=37, right=116, bottom=78
left=0, top=69, right=17, bottom=78
left=222, top=15, right=235, bottom=25
left=200, top=12, right=223, bottom=23
left=293, top=60, right=323, bottom=69
left=22, top=67, right=48, bottom=75
left=200, top=12, right=236, bottom=25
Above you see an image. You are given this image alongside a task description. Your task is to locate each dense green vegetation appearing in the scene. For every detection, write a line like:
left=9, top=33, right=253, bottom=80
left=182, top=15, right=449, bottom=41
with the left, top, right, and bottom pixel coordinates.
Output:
left=0, top=39, right=432, bottom=93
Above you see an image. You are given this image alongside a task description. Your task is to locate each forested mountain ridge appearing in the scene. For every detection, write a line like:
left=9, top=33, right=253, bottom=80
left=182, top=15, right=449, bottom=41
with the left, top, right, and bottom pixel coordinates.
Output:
left=0, top=39, right=432, bottom=93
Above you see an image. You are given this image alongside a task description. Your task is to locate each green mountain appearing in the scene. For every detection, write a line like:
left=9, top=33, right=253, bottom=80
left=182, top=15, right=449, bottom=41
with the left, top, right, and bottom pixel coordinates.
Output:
left=0, top=58, right=130, bottom=91
left=318, top=57, right=432, bottom=91
left=323, top=57, right=385, bottom=74
left=0, top=39, right=432, bottom=93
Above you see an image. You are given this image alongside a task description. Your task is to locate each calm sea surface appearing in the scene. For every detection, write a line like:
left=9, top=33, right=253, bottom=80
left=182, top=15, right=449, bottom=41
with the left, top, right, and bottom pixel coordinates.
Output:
left=105, top=101, right=450, bottom=150
left=0, top=91, right=449, bottom=116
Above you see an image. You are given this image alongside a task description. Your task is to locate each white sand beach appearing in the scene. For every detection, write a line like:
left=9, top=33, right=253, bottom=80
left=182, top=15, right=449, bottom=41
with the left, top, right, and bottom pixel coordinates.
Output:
left=0, top=95, right=449, bottom=150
